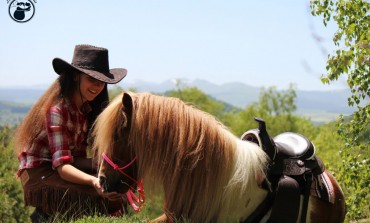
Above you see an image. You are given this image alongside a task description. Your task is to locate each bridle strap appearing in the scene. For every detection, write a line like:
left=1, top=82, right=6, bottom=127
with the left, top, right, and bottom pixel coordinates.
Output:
left=101, top=152, right=138, bottom=184
left=101, top=152, right=145, bottom=212
left=101, top=152, right=136, bottom=170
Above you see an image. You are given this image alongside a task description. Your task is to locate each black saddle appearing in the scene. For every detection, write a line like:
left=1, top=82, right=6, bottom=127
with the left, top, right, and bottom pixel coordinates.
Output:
left=275, top=132, right=315, bottom=159
left=241, top=117, right=325, bottom=223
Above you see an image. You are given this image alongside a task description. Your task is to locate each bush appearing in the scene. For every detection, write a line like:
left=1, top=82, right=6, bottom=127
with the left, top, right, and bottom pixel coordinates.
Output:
left=0, top=126, right=32, bottom=222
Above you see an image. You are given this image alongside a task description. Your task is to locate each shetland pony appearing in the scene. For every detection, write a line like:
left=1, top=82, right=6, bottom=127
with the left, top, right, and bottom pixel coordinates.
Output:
left=93, top=91, right=345, bottom=223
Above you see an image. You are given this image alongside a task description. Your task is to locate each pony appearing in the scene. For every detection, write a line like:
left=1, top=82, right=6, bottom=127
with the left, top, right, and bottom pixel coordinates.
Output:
left=93, top=91, right=345, bottom=223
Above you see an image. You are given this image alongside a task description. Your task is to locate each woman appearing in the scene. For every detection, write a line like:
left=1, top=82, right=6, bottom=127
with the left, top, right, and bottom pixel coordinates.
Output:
left=14, top=44, right=127, bottom=222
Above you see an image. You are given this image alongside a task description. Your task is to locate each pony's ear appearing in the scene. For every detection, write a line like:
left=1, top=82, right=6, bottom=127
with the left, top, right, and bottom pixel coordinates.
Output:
left=122, top=92, right=133, bottom=116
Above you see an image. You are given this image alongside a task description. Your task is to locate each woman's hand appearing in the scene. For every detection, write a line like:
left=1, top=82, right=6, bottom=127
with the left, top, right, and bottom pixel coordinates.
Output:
left=57, top=163, right=122, bottom=201
left=91, top=177, right=123, bottom=201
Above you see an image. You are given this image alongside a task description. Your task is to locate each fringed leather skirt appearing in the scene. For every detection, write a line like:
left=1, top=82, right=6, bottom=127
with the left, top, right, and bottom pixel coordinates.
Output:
left=19, top=163, right=126, bottom=218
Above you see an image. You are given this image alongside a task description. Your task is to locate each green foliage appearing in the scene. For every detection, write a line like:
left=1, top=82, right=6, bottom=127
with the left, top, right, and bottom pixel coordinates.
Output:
left=228, top=85, right=315, bottom=138
left=0, top=102, right=30, bottom=127
left=311, top=0, right=370, bottom=220
left=108, top=85, right=124, bottom=101
left=312, top=122, right=343, bottom=171
left=108, top=85, right=138, bottom=101
left=336, top=115, right=370, bottom=220
left=0, top=126, right=32, bottom=222
left=166, top=86, right=227, bottom=120
left=337, top=143, right=370, bottom=220
left=259, top=84, right=297, bottom=116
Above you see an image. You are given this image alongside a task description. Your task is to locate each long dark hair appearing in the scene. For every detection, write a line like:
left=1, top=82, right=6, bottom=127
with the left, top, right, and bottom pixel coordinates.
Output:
left=14, top=71, right=109, bottom=153
left=59, top=71, right=109, bottom=129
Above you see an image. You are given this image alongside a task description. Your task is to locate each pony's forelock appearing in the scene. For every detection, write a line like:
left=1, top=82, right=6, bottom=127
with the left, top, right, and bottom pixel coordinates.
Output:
left=93, top=92, right=126, bottom=160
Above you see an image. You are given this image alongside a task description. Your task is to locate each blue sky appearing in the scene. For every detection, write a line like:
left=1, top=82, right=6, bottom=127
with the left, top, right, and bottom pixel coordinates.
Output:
left=0, top=0, right=347, bottom=91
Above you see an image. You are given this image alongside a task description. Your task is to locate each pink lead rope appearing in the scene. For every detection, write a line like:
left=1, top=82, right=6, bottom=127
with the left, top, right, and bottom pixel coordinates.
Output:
left=126, top=179, right=145, bottom=212
left=101, top=152, right=145, bottom=212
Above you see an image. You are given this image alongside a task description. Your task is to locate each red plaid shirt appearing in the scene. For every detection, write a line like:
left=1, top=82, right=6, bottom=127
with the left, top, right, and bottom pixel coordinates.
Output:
left=18, top=99, right=89, bottom=174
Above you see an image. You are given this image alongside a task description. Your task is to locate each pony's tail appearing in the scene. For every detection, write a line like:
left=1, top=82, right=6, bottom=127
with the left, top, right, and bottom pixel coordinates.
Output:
left=227, top=139, right=267, bottom=191
left=219, top=138, right=268, bottom=220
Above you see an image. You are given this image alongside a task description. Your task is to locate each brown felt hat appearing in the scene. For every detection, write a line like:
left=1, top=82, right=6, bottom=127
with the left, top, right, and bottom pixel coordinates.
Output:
left=52, top=44, right=127, bottom=84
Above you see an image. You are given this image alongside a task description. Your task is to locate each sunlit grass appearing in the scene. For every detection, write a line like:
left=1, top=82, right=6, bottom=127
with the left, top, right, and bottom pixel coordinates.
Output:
left=55, top=190, right=165, bottom=223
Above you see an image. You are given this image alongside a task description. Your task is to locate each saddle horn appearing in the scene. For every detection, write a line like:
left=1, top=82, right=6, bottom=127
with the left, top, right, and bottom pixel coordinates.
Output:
left=254, top=117, right=276, bottom=160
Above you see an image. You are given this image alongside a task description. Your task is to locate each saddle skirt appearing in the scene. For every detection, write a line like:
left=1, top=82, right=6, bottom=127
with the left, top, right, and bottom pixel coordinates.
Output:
left=312, top=171, right=335, bottom=204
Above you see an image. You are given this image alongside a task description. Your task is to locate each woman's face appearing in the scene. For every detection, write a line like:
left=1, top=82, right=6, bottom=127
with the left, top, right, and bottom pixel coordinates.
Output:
left=78, top=74, right=106, bottom=102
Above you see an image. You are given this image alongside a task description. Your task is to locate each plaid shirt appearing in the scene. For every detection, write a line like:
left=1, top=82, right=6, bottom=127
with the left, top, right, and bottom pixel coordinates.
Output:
left=18, top=99, right=89, bottom=174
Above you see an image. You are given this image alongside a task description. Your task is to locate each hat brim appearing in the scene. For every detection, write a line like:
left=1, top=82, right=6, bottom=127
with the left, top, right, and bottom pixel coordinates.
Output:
left=52, top=58, right=127, bottom=84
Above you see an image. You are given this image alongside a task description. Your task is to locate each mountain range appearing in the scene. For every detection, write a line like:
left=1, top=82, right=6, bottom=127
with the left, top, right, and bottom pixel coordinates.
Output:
left=119, top=79, right=355, bottom=114
left=0, top=79, right=355, bottom=124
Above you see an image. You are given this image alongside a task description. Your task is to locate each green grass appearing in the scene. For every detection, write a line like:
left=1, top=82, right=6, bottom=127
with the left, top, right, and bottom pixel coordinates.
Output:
left=50, top=192, right=165, bottom=223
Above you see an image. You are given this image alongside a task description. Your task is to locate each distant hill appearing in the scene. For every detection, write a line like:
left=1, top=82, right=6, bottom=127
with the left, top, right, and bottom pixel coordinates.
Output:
left=0, top=88, right=44, bottom=105
left=0, top=101, right=30, bottom=126
left=119, top=79, right=354, bottom=112
left=120, top=79, right=355, bottom=123
left=119, top=79, right=260, bottom=107
left=0, top=79, right=355, bottom=125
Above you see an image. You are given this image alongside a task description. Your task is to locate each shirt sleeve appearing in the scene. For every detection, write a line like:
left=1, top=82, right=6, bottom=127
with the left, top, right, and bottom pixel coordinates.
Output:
left=46, top=106, right=74, bottom=169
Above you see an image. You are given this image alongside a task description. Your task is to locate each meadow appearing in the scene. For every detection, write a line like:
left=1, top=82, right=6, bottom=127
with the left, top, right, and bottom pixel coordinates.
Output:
left=1, top=86, right=368, bottom=222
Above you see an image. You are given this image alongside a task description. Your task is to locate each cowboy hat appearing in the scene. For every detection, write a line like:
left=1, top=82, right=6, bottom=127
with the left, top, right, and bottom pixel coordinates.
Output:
left=52, top=44, right=127, bottom=84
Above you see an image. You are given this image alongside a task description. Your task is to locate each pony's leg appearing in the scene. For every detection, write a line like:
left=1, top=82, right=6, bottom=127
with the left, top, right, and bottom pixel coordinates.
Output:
left=150, top=201, right=174, bottom=223
left=150, top=213, right=168, bottom=223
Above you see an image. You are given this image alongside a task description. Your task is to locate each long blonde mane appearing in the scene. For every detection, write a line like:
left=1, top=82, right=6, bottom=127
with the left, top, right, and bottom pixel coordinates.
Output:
left=94, top=92, right=268, bottom=222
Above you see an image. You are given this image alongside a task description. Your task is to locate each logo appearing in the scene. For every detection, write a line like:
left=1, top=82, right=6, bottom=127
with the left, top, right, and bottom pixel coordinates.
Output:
left=8, top=0, right=36, bottom=23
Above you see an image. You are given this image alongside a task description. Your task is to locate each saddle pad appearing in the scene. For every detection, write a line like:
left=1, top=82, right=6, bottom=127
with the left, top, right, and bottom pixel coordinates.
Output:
left=311, top=172, right=335, bottom=204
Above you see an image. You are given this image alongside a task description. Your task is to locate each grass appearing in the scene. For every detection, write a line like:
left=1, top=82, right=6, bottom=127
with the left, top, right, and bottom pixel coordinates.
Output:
left=47, top=191, right=165, bottom=223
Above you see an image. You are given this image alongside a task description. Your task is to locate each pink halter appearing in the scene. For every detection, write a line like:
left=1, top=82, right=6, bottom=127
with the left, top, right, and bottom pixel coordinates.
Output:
left=101, top=152, right=145, bottom=212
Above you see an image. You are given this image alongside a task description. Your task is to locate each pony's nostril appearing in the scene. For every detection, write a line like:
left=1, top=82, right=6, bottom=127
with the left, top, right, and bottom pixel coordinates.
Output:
left=99, top=176, right=107, bottom=186
left=99, top=176, right=110, bottom=191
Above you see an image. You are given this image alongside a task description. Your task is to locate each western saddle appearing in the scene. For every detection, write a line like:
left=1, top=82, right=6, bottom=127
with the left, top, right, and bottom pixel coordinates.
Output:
left=241, top=117, right=325, bottom=223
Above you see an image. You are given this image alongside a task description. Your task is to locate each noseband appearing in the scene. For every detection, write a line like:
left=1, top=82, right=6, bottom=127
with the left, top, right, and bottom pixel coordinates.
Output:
left=101, top=152, right=145, bottom=212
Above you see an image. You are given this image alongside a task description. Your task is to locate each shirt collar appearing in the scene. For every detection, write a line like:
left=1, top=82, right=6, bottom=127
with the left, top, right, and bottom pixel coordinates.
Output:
left=80, top=102, right=92, bottom=114
left=64, top=98, right=91, bottom=115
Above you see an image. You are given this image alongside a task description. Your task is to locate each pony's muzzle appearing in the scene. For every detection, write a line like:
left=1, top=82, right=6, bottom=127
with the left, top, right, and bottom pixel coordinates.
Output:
left=99, top=175, right=108, bottom=191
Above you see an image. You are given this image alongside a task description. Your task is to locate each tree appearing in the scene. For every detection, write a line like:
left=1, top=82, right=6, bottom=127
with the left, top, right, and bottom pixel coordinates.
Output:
left=259, top=84, right=297, bottom=116
left=108, top=85, right=138, bottom=101
left=166, top=81, right=226, bottom=119
left=229, top=85, right=316, bottom=138
left=311, top=0, right=370, bottom=220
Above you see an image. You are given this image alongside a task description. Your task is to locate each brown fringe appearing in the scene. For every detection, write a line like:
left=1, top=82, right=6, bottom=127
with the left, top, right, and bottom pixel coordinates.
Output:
left=20, top=165, right=125, bottom=218
left=24, top=186, right=120, bottom=218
